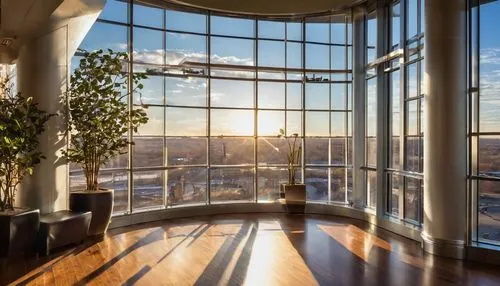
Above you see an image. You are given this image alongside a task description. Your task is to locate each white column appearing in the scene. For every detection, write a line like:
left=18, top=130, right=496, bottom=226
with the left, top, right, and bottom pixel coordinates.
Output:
left=16, top=1, right=104, bottom=214
left=352, top=6, right=366, bottom=208
left=422, top=0, right=467, bottom=259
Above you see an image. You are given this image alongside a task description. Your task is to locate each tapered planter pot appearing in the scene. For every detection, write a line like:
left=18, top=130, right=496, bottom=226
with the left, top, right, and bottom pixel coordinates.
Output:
left=280, top=184, right=306, bottom=214
left=69, top=189, right=114, bottom=237
left=0, top=208, right=40, bottom=259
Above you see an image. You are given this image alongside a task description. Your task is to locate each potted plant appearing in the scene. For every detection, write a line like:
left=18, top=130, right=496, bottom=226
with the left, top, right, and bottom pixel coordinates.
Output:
left=278, top=128, right=306, bottom=213
left=63, top=49, right=148, bottom=237
left=0, top=76, right=53, bottom=258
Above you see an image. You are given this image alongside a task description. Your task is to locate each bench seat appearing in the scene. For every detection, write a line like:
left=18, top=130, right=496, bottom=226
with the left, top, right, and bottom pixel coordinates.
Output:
left=38, top=210, right=92, bottom=256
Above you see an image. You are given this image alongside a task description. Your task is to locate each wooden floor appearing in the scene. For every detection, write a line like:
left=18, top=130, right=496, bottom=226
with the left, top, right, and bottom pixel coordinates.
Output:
left=1, top=213, right=500, bottom=286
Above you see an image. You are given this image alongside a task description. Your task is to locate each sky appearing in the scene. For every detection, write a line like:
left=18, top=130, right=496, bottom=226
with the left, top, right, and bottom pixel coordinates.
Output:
left=76, top=0, right=500, bottom=138
left=479, top=1, right=500, bottom=133
left=77, top=0, right=352, bottom=138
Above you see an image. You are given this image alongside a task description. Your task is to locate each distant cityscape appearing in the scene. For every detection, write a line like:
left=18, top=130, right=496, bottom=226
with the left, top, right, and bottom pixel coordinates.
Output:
left=69, top=136, right=500, bottom=242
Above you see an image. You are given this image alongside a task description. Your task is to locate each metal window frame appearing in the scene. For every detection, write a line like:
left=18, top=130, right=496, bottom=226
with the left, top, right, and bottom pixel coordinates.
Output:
left=70, top=0, right=356, bottom=215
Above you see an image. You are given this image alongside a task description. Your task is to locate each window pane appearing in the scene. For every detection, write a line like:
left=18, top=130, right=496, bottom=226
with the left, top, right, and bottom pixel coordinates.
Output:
left=80, top=22, right=128, bottom=53
left=166, top=32, right=207, bottom=65
left=367, top=170, right=377, bottom=208
left=367, top=78, right=377, bottom=167
left=331, top=168, right=346, bottom=202
left=331, top=46, right=346, bottom=70
left=258, top=82, right=285, bottom=109
left=306, top=18, right=329, bottom=43
left=405, top=177, right=421, bottom=222
left=167, top=168, right=207, bottom=206
left=258, top=111, right=285, bottom=136
left=391, top=3, right=401, bottom=50
left=405, top=136, right=420, bottom=172
left=407, top=0, right=418, bottom=40
left=367, top=137, right=377, bottom=167
left=287, top=83, right=302, bottom=109
left=210, top=137, right=254, bottom=165
left=479, top=1, right=500, bottom=133
left=287, top=22, right=302, bottom=41
left=133, top=137, right=163, bottom=167
left=306, top=112, right=329, bottom=136
left=331, top=112, right=346, bottom=136
left=366, top=13, right=377, bottom=63
left=166, top=77, right=207, bottom=107
left=331, top=16, right=346, bottom=45
left=287, top=42, right=302, bottom=69
left=305, top=138, right=328, bottom=165
left=391, top=70, right=401, bottom=168
left=135, top=76, right=163, bottom=105
left=211, top=37, right=254, bottom=66
left=478, top=180, right=500, bottom=242
left=133, top=27, right=163, bottom=65
left=211, top=16, right=254, bottom=37
left=258, top=168, right=288, bottom=201
left=287, top=111, right=302, bottom=136
left=211, top=79, right=254, bottom=108
left=70, top=170, right=128, bottom=214
left=136, top=106, right=164, bottom=136
left=211, top=68, right=255, bottom=79
left=406, top=100, right=418, bottom=136
left=331, top=84, right=346, bottom=110
left=166, top=10, right=207, bottom=33
left=211, top=109, right=254, bottom=136
left=258, top=20, right=285, bottom=39
left=306, top=83, right=329, bottom=110
left=210, top=168, right=254, bottom=202
left=306, top=44, right=329, bottom=69
left=99, top=0, right=128, bottom=23
left=258, top=138, right=297, bottom=165
left=306, top=168, right=328, bottom=201
left=479, top=136, right=500, bottom=177
left=166, top=107, right=206, bottom=136
left=166, top=138, right=207, bottom=166
left=259, top=40, right=285, bottom=67
left=331, top=138, right=345, bottom=165
left=134, top=3, right=163, bottom=28
left=390, top=174, right=401, bottom=216
left=407, top=64, right=418, bottom=98
left=133, top=170, right=164, bottom=210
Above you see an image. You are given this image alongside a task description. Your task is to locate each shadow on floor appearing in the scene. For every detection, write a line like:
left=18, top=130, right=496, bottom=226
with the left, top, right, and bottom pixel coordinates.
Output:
left=194, top=220, right=258, bottom=286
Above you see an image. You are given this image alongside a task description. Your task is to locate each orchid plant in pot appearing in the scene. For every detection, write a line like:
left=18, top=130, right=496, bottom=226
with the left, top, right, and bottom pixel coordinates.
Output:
left=278, top=128, right=306, bottom=213
left=63, top=49, right=148, bottom=237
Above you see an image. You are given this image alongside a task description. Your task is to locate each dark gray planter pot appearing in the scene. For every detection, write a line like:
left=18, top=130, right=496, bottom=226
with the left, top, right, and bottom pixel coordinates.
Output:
left=69, top=189, right=114, bottom=237
left=0, top=208, right=40, bottom=259
left=280, top=184, right=306, bottom=214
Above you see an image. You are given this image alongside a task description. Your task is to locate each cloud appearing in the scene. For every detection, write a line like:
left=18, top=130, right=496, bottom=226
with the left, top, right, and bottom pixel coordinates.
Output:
left=480, top=48, right=500, bottom=65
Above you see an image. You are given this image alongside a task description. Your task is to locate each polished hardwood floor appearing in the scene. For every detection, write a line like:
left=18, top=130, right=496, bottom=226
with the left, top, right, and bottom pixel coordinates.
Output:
left=1, top=213, right=500, bottom=285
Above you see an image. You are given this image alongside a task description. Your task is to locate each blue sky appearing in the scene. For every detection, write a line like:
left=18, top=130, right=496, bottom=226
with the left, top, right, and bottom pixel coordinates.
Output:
left=77, top=0, right=500, bottom=137
left=78, top=0, right=352, bottom=138
left=479, top=1, right=500, bottom=132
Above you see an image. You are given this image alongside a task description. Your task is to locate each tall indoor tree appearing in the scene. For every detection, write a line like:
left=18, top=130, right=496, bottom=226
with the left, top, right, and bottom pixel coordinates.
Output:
left=63, top=49, right=148, bottom=236
left=0, top=76, right=53, bottom=212
left=63, top=49, right=148, bottom=191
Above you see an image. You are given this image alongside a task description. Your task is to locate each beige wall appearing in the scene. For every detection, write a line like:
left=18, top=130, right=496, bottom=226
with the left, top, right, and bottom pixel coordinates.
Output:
left=16, top=1, right=104, bottom=213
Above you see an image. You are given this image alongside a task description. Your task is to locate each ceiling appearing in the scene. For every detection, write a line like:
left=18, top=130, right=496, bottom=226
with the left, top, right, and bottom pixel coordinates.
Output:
left=165, top=0, right=363, bottom=16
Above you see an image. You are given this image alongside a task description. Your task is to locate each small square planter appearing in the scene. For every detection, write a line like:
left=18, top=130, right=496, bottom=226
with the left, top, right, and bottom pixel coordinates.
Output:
left=280, top=184, right=306, bottom=214
left=0, top=208, right=40, bottom=259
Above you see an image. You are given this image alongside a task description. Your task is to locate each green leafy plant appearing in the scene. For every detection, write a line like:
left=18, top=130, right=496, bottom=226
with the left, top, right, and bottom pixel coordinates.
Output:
left=62, top=49, right=148, bottom=192
left=0, top=76, right=54, bottom=212
left=278, top=128, right=302, bottom=185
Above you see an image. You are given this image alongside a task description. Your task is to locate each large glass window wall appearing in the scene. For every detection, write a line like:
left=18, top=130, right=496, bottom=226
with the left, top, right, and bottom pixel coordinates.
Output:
left=470, top=0, right=500, bottom=245
left=70, top=0, right=353, bottom=214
